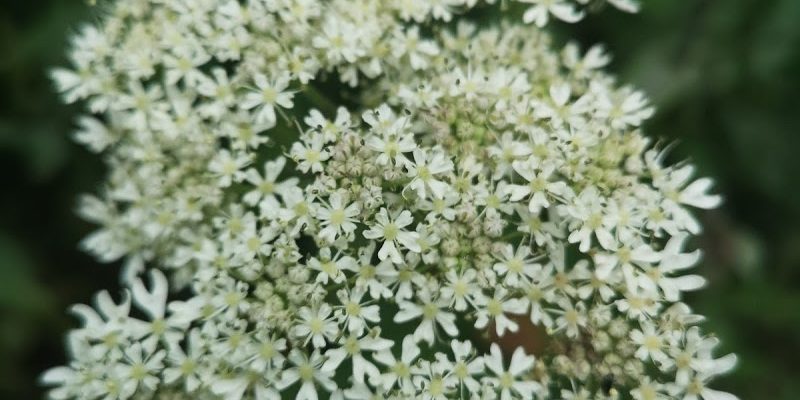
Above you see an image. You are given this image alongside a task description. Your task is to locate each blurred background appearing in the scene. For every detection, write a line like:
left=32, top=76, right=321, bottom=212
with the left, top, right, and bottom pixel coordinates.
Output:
left=1, top=0, right=797, bottom=398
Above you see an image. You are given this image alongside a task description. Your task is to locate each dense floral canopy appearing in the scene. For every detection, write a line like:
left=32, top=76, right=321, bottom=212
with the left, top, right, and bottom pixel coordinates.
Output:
left=43, top=1, right=737, bottom=399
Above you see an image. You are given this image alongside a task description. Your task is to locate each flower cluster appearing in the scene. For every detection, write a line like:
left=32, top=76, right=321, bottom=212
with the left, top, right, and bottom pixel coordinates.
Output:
left=44, top=0, right=738, bottom=399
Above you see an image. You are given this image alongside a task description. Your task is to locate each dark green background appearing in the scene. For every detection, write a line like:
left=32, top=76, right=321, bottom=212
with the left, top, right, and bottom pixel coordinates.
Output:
left=1, top=0, right=798, bottom=398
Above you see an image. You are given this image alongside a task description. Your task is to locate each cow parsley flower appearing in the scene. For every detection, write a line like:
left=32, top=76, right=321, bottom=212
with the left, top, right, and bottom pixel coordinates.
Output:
left=45, top=0, right=736, bottom=399
left=242, top=73, right=295, bottom=127
left=363, top=208, right=421, bottom=264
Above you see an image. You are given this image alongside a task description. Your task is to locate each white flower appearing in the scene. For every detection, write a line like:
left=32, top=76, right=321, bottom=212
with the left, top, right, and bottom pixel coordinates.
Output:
left=630, top=378, right=668, bottom=400
left=277, top=349, right=338, bottom=400
left=312, top=18, right=363, bottom=64
left=248, top=333, right=287, bottom=372
left=659, top=165, right=723, bottom=210
left=412, top=358, right=454, bottom=400
left=564, top=187, right=616, bottom=252
left=639, top=234, right=706, bottom=301
left=597, top=86, right=654, bottom=129
left=483, top=343, right=539, bottom=399
left=630, top=323, right=668, bottom=363
left=394, top=287, right=459, bottom=345
left=493, top=244, right=541, bottom=286
left=677, top=374, right=739, bottom=400
left=51, top=64, right=97, bottom=104
left=669, top=327, right=733, bottom=386
left=616, top=287, right=660, bottom=321
left=208, top=150, right=250, bottom=187
left=323, top=331, right=393, bottom=384
left=563, top=43, right=611, bottom=78
left=593, top=240, right=660, bottom=280
left=163, top=47, right=210, bottom=86
left=506, top=160, right=569, bottom=213
left=366, top=130, right=416, bottom=167
left=334, top=286, right=380, bottom=335
left=162, top=329, right=205, bottom=392
left=243, top=156, right=298, bottom=209
left=405, top=148, right=454, bottom=200
left=553, top=298, right=587, bottom=338
left=488, top=132, right=532, bottom=179
left=520, top=0, right=584, bottom=27
left=392, top=26, right=439, bottom=70
left=534, top=82, right=589, bottom=128
left=290, top=133, right=330, bottom=173
left=473, top=289, right=528, bottom=336
left=308, top=248, right=358, bottom=285
left=353, top=244, right=395, bottom=299
left=304, top=107, right=353, bottom=143
left=362, top=104, right=411, bottom=137
left=372, top=335, right=420, bottom=393
left=519, top=279, right=556, bottom=328
left=130, top=270, right=185, bottom=341
left=363, top=208, right=421, bottom=264
left=440, top=340, right=484, bottom=393
left=197, top=67, right=235, bottom=118
left=291, top=304, right=338, bottom=348
left=72, top=116, right=115, bottom=153
left=441, top=268, right=478, bottom=311
left=241, top=73, right=294, bottom=127
left=280, top=186, right=316, bottom=231
left=117, top=337, right=165, bottom=394
left=448, top=66, right=484, bottom=100
left=317, top=191, right=360, bottom=243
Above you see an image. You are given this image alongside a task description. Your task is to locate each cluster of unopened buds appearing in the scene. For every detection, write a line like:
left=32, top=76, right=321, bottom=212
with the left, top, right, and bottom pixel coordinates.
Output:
left=43, top=0, right=739, bottom=399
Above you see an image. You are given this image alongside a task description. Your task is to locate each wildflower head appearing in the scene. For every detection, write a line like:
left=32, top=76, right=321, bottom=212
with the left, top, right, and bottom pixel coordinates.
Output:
left=44, top=1, right=736, bottom=399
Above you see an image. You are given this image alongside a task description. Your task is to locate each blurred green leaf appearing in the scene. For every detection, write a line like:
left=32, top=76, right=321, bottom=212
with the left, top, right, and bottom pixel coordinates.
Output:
left=0, top=231, right=53, bottom=313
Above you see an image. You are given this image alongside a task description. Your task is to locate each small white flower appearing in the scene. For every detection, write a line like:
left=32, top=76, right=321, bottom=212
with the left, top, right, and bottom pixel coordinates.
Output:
left=564, top=187, right=616, bottom=252
left=493, top=244, right=541, bottom=286
left=312, top=18, right=363, bottom=64
left=308, top=248, right=358, bottom=285
left=317, top=191, right=361, bottom=243
left=209, top=150, right=250, bottom=187
left=243, top=156, right=298, bottom=209
left=631, top=323, right=668, bottom=363
left=241, top=73, right=294, bottom=127
left=630, top=378, right=668, bottom=400
left=278, top=349, right=338, bottom=400
left=334, top=286, right=380, bottom=335
left=405, top=148, right=454, bottom=200
left=440, top=340, right=484, bottom=393
left=366, top=130, right=417, bottom=167
left=363, top=208, right=421, bottom=264
left=553, top=298, right=587, bottom=338
left=441, top=268, right=478, bottom=312
left=290, top=133, right=330, bottom=173
left=483, top=343, right=539, bottom=399
left=117, top=337, right=165, bottom=394
left=676, top=374, right=739, bottom=400
left=394, top=287, right=459, bottom=345
left=323, top=331, right=393, bottom=384
left=392, top=26, right=439, bottom=70
left=304, top=107, right=353, bottom=143
left=291, top=304, right=338, bottom=348
left=520, top=0, right=584, bottom=27
left=163, top=329, right=205, bottom=392
left=372, top=335, right=420, bottom=393
left=163, top=47, right=210, bottom=86
left=473, top=289, right=527, bottom=336
left=506, top=160, right=568, bottom=213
